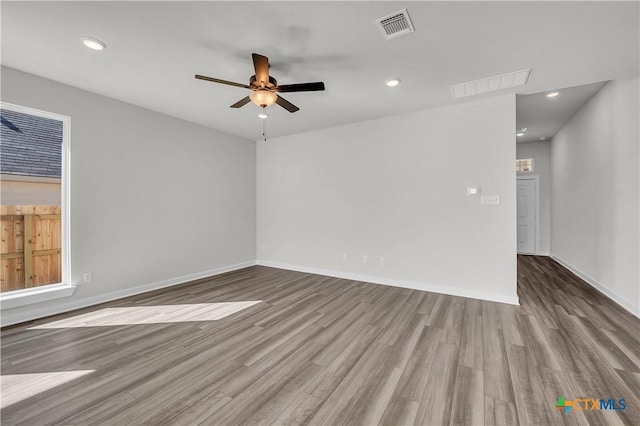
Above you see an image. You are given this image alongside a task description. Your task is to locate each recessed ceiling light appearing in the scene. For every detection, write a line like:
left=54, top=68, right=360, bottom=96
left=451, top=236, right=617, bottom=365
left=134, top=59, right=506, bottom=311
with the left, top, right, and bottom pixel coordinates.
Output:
left=546, top=92, right=560, bottom=98
left=258, top=112, right=268, bottom=119
left=539, top=136, right=547, bottom=140
left=82, top=37, right=106, bottom=51
left=516, top=133, right=525, bottom=137
left=386, top=79, right=401, bottom=87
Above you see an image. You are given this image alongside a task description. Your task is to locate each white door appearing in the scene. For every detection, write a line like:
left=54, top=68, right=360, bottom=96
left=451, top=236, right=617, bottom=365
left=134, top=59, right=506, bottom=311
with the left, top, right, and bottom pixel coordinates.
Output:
left=517, top=178, right=537, bottom=254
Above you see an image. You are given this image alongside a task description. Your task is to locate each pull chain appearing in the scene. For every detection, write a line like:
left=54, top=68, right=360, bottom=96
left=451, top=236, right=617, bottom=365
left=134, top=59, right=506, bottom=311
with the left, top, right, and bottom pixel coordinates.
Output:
left=261, top=107, right=268, bottom=142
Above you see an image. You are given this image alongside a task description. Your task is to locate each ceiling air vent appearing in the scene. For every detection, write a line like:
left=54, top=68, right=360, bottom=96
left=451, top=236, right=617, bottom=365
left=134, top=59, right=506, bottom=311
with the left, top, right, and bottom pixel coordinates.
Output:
left=450, top=69, right=531, bottom=99
left=375, top=9, right=415, bottom=40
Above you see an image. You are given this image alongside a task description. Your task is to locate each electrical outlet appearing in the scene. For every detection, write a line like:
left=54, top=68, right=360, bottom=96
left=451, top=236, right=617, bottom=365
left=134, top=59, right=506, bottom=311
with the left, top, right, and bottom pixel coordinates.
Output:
left=83, top=272, right=92, bottom=283
left=481, top=195, right=500, bottom=205
left=342, top=253, right=348, bottom=262
left=363, top=256, right=368, bottom=264
left=380, top=257, right=386, bottom=266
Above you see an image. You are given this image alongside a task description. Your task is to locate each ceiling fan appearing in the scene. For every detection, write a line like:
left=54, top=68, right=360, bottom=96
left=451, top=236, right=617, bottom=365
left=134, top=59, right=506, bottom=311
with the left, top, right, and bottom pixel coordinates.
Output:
left=195, top=53, right=325, bottom=113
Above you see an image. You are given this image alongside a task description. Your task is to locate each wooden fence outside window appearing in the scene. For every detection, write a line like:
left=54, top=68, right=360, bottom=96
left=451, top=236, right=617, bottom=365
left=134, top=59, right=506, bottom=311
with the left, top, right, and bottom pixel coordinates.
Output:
left=0, top=205, right=62, bottom=292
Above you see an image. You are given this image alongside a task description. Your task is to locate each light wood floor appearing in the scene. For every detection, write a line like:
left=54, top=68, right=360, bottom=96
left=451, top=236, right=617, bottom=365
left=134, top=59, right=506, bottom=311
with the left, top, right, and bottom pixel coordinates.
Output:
left=1, top=256, right=639, bottom=425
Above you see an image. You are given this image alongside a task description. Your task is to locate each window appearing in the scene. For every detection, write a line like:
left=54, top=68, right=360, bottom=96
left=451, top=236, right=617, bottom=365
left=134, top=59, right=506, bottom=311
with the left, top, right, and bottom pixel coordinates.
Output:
left=516, top=158, right=534, bottom=172
left=0, top=102, right=73, bottom=307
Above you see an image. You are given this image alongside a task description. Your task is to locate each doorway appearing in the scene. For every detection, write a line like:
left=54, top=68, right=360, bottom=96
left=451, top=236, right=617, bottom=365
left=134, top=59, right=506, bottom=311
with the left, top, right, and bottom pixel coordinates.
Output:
left=516, top=176, right=539, bottom=254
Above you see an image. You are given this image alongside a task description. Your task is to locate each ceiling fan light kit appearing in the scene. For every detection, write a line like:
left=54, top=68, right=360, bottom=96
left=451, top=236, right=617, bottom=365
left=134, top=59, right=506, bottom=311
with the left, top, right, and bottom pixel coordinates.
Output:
left=249, top=90, right=277, bottom=107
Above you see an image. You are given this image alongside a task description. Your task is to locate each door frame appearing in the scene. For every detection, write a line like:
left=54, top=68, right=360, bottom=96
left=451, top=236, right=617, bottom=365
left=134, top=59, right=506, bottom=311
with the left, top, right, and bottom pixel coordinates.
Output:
left=516, top=175, right=540, bottom=255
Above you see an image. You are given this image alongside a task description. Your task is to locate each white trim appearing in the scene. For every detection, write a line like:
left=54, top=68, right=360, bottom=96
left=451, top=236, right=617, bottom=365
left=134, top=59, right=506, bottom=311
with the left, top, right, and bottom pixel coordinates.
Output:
left=0, top=284, right=77, bottom=309
left=1, top=260, right=256, bottom=327
left=1, top=102, right=71, bottom=292
left=256, top=260, right=520, bottom=306
left=516, top=175, right=540, bottom=255
left=1, top=102, right=67, bottom=122
left=549, top=254, right=640, bottom=318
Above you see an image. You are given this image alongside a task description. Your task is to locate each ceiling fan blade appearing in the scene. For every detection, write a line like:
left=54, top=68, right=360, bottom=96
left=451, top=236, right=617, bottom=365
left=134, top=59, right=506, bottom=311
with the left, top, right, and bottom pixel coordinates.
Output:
left=276, top=82, right=325, bottom=93
left=275, top=95, right=300, bottom=113
left=230, top=96, right=251, bottom=108
left=195, top=75, right=250, bottom=89
left=252, top=53, right=270, bottom=87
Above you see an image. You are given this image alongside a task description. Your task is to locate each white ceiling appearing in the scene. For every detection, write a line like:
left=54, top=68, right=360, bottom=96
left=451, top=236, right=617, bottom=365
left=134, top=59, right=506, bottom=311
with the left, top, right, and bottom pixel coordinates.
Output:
left=1, top=1, right=638, bottom=141
left=516, top=81, right=608, bottom=143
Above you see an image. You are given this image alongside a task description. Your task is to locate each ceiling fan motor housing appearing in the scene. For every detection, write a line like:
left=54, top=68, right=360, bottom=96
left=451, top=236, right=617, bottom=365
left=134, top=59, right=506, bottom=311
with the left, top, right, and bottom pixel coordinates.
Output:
left=250, top=75, right=277, bottom=89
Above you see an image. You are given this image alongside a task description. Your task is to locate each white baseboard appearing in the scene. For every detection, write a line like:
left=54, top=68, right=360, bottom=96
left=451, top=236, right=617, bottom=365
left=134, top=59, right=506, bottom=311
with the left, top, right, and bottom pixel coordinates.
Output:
left=256, top=260, right=519, bottom=306
left=549, top=254, right=640, bottom=318
left=517, top=251, right=550, bottom=256
left=1, top=260, right=257, bottom=327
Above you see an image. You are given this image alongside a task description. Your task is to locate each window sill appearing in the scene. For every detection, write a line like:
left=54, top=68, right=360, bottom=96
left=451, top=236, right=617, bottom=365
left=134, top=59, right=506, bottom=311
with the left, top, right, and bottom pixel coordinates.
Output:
left=0, top=285, right=77, bottom=309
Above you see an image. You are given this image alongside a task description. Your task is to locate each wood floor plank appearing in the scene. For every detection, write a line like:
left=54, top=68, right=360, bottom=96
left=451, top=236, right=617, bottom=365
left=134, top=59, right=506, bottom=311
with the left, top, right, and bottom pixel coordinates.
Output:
left=546, top=313, right=640, bottom=425
left=458, top=298, right=484, bottom=370
left=338, top=362, right=403, bottom=425
left=414, top=327, right=462, bottom=425
left=240, top=361, right=325, bottom=425
left=498, top=303, right=525, bottom=347
left=482, top=327, right=517, bottom=404
left=378, top=325, right=444, bottom=424
left=207, top=341, right=326, bottom=425
left=506, top=342, right=553, bottom=425
left=449, top=365, right=484, bottom=426
left=538, top=366, right=590, bottom=426
left=517, top=313, right=563, bottom=370
left=1, top=257, right=638, bottom=426
left=305, top=341, right=392, bottom=425
left=307, top=325, right=382, bottom=398
left=484, top=396, right=519, bottom=426
left=615, top=369, right=640, bottom=399
left=268, top=391, right=324, bottom=426
left=573, top=316, right=640, bottom=373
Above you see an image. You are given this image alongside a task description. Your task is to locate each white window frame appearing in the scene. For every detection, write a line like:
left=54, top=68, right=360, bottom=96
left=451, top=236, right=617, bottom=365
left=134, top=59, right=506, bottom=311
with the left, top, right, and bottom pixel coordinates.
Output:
left=0, top=102, right=75, bottom=309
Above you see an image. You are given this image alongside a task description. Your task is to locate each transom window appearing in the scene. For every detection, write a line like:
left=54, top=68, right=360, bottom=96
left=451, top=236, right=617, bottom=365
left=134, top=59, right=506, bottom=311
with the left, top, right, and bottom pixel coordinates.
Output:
left=516, top=158, right=534, bottom=172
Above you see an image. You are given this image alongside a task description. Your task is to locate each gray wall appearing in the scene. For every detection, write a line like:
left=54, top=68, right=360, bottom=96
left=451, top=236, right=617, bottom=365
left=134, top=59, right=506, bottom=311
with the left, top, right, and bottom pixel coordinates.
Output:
left=551, top=77, right=639, bottom=315
left=257, top=95, right=518, bottom=304
left=1, top=67, right=256, bottom=323
left=517, top=141, right=551, bottom=254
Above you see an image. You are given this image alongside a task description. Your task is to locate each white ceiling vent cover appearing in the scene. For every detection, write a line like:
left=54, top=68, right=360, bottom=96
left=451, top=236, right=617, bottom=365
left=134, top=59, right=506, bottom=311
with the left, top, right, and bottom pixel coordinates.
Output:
left=450, top=69, right=531, bottom=99
left=375, top=9, right=415, bottom=40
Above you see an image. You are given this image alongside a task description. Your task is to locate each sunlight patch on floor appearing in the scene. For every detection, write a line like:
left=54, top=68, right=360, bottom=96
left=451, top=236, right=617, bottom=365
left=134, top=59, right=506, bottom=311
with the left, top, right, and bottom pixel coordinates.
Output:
left=29, top=301, right=263, bottom=329
left=0, top=370, right=95, bottom=408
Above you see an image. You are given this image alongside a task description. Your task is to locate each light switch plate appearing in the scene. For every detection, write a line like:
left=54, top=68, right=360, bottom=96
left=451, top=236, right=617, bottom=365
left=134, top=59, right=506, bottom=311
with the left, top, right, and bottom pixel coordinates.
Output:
left=481, top=195, right=500, bottom=205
